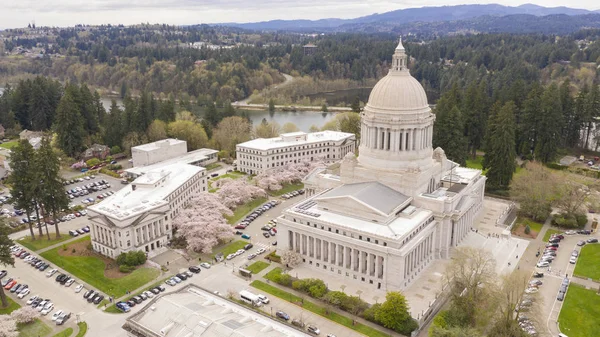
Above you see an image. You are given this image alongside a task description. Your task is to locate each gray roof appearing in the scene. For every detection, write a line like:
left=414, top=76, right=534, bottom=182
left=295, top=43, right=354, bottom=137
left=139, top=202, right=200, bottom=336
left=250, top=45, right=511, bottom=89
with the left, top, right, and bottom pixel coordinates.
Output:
left=317, top=181, right=409, bottom=215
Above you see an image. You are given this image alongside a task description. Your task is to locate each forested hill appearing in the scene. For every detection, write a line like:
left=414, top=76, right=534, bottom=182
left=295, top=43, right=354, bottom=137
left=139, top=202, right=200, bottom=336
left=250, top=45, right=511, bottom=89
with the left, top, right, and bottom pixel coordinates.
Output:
left=221, top=4, right=600, bottom=35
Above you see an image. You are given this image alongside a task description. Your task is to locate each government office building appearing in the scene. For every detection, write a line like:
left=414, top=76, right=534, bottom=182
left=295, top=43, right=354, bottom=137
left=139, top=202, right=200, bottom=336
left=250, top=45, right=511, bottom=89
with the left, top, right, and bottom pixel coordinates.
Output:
left=277, top=39, right=486, bottom=291
left=87, top=163, right=207, bottom=258
left=235, top=131, right=356, bottom=175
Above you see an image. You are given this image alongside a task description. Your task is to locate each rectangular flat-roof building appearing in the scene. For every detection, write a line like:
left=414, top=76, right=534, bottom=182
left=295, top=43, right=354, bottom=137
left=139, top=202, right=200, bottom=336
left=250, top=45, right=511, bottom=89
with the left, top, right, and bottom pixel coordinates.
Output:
left=131, top=138, right=188, bottom=167
left=123, top=285, right=310, bottom=337
left=87, top=163, right=207, bottom=258
left=236, top=131, right=355, bottom=175
left=126, top=148, right=218, bottom=179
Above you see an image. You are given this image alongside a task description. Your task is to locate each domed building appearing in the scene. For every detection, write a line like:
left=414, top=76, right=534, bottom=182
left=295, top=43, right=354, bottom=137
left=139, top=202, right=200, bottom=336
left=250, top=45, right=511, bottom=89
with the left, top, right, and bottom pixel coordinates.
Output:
left=277, top=39, right=486, bottom=292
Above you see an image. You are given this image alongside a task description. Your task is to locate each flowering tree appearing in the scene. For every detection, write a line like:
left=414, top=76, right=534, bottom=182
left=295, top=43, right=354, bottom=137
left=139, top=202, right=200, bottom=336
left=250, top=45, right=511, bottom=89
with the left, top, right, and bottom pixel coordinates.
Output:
left=172, top=193, right=235, bottom=254
left=281, top=250, right=303, bottom=268
left=0, top=315, right=18, bottom=337
left=11, top=306, right=39, bottom=324
left=255, top=160, right=323, bottom=191
left=215, top=178, right=267, bottom=209
left=71, top=160, right=86, bottom=169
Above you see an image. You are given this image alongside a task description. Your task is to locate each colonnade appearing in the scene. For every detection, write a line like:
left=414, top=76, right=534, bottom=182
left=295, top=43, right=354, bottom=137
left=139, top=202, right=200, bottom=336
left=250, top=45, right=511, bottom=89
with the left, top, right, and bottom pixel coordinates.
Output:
left=289, top=230, right=384, bottom=279
left=404, top=232, right=434, bottom=279
left=361, top=124, right=433, bottom=152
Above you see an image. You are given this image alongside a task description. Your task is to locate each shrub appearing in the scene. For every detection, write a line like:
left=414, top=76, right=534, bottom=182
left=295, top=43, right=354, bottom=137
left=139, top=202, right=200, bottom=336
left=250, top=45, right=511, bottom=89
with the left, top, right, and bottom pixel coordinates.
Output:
left=86, top=158, right=101, bottom=167
left=576, top=213, right=588, bottom=227
left=273, top=272, right=292, bottom=286
left=524, top=225, right=531, bottom=234
left=323, top=290, right=349, bottom=308
left=291, top=278, right=328, bottom=298
left=362, top=303, right=381, bottom=322
left=552, top=214, right=579, bottom=228
left=116, top=250, right=147, bottom=267
left=110, top=146, right=122, bottom=154
left=119, top=265, right=135, bottom=273
left=266, top=251, right=281, bottom=263
left=100, top=168, right=121, bottom=178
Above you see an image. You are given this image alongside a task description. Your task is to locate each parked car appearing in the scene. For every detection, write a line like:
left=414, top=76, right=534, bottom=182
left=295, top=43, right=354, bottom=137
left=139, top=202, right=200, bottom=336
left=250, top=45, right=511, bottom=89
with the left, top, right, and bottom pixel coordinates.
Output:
left=56, top=312, right=71, bottom=325
left=199, top=262, right=211, bottom=269
left=116, top=301, right=131, bottom=312
left=292, top=319, right=305, bottom=328
left=93, top=294, right=104, bottom=305
left=577, top=240, right=586, bottom=246
left=557, top=291, right=565, bottom=301
left=276, top=311, right=290, bottom=320
left=587, top=238, right=599, bottom=243
left=241, top=234, right=251, bottom=240
left=83, top=289, right=94, bottom=299
left=52, top=310, right=64, bottom=321
left=74, top=284, right=84, bottom=293
left=189, top=266, right=201, bottom=273
left=244, top=243, right=253, bottom=250
left=536, top=261, right=550, bottom=268
left=307, top=325, right=321, bottom=335
left=257, top=294, right=269, bottom=304
left=17, top=288, right=30, bottom=299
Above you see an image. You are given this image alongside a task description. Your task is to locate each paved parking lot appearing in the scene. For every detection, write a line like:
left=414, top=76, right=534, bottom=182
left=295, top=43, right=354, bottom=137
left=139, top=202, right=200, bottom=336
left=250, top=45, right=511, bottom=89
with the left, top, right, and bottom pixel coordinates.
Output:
left=4, top=248, right=99, bottom=332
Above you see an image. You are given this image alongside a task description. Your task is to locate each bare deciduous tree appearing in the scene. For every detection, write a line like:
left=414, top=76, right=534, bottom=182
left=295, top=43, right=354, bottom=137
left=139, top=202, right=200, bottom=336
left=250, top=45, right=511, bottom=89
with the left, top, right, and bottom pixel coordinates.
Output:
left=281, top=250, right=302, bottom=268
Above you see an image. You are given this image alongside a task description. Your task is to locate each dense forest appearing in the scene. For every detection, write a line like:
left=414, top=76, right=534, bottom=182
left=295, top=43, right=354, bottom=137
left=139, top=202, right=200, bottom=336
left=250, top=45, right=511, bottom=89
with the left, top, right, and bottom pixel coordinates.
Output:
left=1, top=27, right=600, bottom=181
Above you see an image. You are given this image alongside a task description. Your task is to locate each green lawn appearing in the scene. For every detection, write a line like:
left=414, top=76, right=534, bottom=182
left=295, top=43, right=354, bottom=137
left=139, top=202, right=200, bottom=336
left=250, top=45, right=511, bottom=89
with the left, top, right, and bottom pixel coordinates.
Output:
left=104, top=276, right=173, bottom=313
left=264, top=267, right=284, bottom=282
left=251, top=280, right=390, bottom=337
left=268, top=182, right=304, bottom=196
left=543, top=229, right=564, bottom=242
left=18, top=319, right=52, bottom=337
left=0, top=140, right=19, bottom=149
left=204, top=162, right=221, bottom=171
left=18, top=232, right=76, bottom=252
left=52, top=328, right=74, bottom=337
left=225, top=197, right=268, bottom=224
left=573, top=244, right=600, bottom=280
left=75, top=322, right=88, bottom=337
left=558, top=284, right=600, bottom=337
left=466, top=155, right=484, bottom=170
left=210, top=240, right=249, bottom=259
left=0, top=296, right=21, bottom=314
left=40, top=236, right=160, bottom=298
left=246, top=261, right=270, bottom=274
left=208, top=172, right=247, bottom=192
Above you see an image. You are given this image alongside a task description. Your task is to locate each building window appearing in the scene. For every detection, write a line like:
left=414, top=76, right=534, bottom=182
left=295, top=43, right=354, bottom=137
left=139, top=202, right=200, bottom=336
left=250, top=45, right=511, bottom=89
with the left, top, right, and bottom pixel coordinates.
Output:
left=336, top=229, right=339, bottom=234
left=384, top=242, right=387, bottom=247
left=359, top=235, right=362, bottom=240
left=367, top=237, right=371, bottom=242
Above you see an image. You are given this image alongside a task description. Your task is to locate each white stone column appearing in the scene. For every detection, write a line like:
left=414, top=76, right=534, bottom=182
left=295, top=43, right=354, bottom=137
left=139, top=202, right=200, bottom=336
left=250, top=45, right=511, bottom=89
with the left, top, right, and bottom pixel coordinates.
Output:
left=357, top=251, right=363, bottom=274
left=366, top=253, right=372, bottom=276
left=335, top=244, right=341, bottom=266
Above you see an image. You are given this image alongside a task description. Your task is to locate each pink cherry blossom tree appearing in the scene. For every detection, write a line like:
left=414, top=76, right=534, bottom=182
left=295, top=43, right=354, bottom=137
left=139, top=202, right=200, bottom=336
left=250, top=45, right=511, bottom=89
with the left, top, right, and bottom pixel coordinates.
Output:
left=0, top=315, right=18, bottom=337
left=216, top=178, right=267, bottom=209
left=172, top=193, right=235, bottom=254
left=71, top=160, right=86, bottom=169
left=255, top=159, right=323, bottom=191
left=11, top=306, right=39, bottom=324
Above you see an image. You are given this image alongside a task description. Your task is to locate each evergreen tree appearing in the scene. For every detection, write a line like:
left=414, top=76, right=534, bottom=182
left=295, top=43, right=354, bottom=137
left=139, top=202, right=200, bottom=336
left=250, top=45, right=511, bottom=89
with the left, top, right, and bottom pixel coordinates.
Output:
left=0, top=221, right=15, bottom=308
left=559, top=80, right=576, bottom=147
left=80, top=84, right=100, bottom=133
left=573, top=85, right=589, bottom=148
left=36, top=138, right=69, bottom=238
left=462, top=82, right=488, bottom=157
left=535, top=84, right=562, bottom=163
left=8, top=140, right=38, bottom=239
left=28, top=81, right=49, bottom=130
left=583, top=84, right=600, bottom=150
left=484, top=101, right=517, bottom=190
left=54, top=89, right=86, bottom=157
left=205, top=101, right=221, bottom=126
left=223, top=101, right=236, bottom=118
left=93, top=91, right=106, bottom=125
left=518, top=83, right=542, bottom=157
left=103, top=100, right=124, bottom=147
left=268, top=98, right=276, bottom=113
left=434, top=106, right=468, bottom=166
left=351, top=95, right=361, bottom=112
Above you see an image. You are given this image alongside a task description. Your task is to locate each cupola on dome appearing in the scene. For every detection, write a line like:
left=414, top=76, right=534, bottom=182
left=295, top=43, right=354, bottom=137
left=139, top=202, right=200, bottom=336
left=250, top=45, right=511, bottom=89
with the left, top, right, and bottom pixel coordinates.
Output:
left=365, top=38, right=429, bottom=113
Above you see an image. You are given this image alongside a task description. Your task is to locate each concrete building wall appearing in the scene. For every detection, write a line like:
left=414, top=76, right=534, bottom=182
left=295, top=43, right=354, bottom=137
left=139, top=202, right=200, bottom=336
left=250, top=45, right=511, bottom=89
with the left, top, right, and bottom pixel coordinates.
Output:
left=132, top=140, right=187, bottom=167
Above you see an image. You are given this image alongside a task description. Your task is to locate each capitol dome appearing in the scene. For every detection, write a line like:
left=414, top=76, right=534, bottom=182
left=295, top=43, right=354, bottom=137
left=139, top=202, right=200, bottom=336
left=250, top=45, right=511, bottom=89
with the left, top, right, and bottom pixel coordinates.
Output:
left=366, top=72, right=429, bottom=112
left=364, top=38, right=429, bottom=114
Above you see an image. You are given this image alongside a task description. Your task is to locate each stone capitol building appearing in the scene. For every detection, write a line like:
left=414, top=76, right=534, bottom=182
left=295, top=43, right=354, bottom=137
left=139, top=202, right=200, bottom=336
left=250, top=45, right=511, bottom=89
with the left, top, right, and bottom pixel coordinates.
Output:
left=277, top=39, right=487, bottom=291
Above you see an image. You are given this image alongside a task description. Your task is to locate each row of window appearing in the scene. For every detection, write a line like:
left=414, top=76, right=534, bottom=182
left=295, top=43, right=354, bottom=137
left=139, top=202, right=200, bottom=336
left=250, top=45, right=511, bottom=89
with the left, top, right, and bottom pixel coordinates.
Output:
left=304, top=259, right=383, bottom=289
left=400, top=216, right=435, bottom=247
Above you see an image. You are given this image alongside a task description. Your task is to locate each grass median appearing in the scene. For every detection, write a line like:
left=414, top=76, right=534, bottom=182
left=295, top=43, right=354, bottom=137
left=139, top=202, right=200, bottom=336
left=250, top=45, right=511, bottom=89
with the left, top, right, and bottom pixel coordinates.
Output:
left=0, top=296, right=21, bottom=314
left=75, top=322, right=88, bottom=337
left=268, top=182, right=304, bottom=196
left=17, top=319, right=52, bottom=337
left=104, top=276, right=173, bottom=313
left=52, top=327, right=74, bottom=337
left=41, top=236, right=160, bottom=298
left=18, top=232, right=75, bottom=251
left=246, top=261, right=270, bottom=274
left=558, top=283, right=600, bottom=337
left=250, top=280, right=389, bottom=337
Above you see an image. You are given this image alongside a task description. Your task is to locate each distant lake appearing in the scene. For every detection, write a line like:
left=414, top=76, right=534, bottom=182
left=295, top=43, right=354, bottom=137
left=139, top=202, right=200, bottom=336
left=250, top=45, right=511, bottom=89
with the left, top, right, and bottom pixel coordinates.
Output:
left=100, top=97, right=336, bottom=132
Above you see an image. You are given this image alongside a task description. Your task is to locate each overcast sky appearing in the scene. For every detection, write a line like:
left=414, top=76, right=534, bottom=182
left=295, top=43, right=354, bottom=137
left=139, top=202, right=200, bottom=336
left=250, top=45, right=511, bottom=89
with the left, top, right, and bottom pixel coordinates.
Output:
left=0, top=1, right=598, bottom=29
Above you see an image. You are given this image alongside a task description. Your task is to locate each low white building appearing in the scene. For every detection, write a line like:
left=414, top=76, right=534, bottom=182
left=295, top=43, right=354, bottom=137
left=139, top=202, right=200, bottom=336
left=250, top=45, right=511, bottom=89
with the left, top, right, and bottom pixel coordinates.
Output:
left=123, top=285, right=309, bottom=337
left=125, top=148, right=218, bottom=179
left=131, top=139, right=188, bottom=167
left=87, top=163, right=207, bottom=258
left=236, top=131, right=356, bottom=175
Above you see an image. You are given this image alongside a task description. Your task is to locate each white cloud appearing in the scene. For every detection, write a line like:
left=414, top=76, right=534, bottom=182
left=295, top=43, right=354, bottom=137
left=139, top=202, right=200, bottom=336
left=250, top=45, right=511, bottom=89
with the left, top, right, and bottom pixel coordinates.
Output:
left=0, top=1, right=598, bottom=29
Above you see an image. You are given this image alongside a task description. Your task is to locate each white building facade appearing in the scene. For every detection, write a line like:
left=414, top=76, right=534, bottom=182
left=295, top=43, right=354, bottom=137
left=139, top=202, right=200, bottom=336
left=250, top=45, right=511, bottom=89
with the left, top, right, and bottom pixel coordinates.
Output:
left=236, top=131, right=356, bottom=175
left=131, top=139, right=188, bottom=167
left=87, top=164, right=208, bottom=258
left=278, top=39, right=486, bottom=292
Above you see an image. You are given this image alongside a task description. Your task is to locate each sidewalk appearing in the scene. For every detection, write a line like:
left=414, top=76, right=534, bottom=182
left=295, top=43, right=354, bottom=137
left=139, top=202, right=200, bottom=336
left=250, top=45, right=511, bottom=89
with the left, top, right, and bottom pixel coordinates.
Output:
left=256, top=265, right=406, bottom=337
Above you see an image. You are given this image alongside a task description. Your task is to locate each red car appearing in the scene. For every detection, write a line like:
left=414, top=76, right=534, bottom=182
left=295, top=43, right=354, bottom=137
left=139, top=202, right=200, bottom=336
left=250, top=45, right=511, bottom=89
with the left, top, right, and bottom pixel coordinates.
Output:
left=234, top=224, right=247, bottom=229
left=546, top=246, right=558, bottom=251
left=15, top=250, right=25, bottom=257
left=4, top=280, right=17, bottom=290
left=75, top=213, right=81, bottom=217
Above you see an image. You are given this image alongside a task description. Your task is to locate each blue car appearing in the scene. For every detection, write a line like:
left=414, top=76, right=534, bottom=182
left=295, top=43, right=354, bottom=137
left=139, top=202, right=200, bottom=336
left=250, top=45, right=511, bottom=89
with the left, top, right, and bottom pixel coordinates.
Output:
left=116, top=302, right=130, bottom=312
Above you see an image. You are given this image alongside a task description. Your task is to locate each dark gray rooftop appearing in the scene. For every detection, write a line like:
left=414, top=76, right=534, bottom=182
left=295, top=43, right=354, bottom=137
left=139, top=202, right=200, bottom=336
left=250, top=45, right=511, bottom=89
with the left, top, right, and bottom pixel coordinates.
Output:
left=316, top=181, right=410, bottom=215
